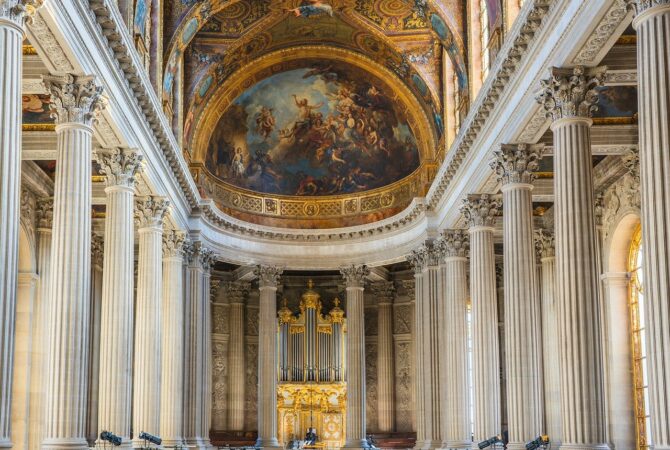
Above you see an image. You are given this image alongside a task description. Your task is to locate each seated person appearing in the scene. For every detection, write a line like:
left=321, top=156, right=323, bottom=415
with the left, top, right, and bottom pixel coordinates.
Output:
left=305, top=428, right=317, bottom=445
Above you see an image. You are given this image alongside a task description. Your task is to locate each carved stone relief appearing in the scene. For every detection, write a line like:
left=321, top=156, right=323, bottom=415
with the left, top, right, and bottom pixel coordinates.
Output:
left=365, top=341, right=378, bottom=432
left=246, top=306, right=259, bottom=336
left=394, top=340, right=413, bottom=432
left=212, top=340, right=228, bottom=430
left=244, top=342, right=259, bottom=430
left=212, top=304, right=229, bottom=335
left=364, top=307, right=378, bottom=337
left=393, top=304, right=412, bottom=335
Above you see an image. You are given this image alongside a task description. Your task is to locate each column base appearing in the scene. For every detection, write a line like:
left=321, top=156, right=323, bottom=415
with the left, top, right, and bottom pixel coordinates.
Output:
left=255, top=438, right=282, bottom=449
left=131, top=438, right=163, bottom=449
left=558, top=444, right=610, bottom=450
left=343, top=438, right=369, bottom=450
left=441, top=440, right=471, bottom=450
left=95, top=438, right=133, bottom=450
left=161, top=438, right=185, bottom=449
left=415, top=440, right=443, bottom=450
left=184, top=438, right=212, bottom=450
left=42, top=437, right=94, bottom=450
left=0, top=438, right=12, bottom=449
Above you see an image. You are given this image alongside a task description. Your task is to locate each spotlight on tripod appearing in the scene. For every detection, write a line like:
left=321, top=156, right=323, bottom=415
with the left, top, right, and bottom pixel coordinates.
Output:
left=478, top=435, right=503, bottom=449
left=100, top=431, right=122, bottom=446
left=526, top=435, right=550, bottom=450
left=139, top=432, right=162, bottom=446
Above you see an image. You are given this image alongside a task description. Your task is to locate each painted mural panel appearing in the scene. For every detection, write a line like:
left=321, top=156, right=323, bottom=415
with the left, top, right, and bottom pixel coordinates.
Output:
left=593, top=86, right=638, bottom=119
left=205, top=61, right=421, bottom=197
left=22, top=94, right=53, bottom=124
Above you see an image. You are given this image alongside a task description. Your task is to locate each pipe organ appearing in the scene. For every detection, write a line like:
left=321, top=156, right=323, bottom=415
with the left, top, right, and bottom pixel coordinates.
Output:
left=277, top=281, right=347, bottom=448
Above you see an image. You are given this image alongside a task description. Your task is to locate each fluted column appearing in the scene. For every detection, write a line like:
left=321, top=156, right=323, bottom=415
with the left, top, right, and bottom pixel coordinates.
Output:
left=537, top=66, right=609, bottom=450
left=341, top=265, right=370, bottom=450
left=160, top=230, right=187, bottom=447
left=255, top=266, right=283, bottom=449
left=439, top=230, right=470, bottom=450
left=407, top=243, right=443, bottom=450
left=534, top=230, right=562, bottom=448
left=0, top=3, right=40, bottom=446
left=227, top=282, right=248, bottom=431
left=42, top=74, right=104, bottom=450
left=86, top=234, right=104, bottom=446
left=132, top=196, right=169, bottom=446
left=95, top=148, right=143, bottom=448
left=461, top=194, right=502, bottom=445
left=624, top=2, right=670, bottom=447
left=491, top=144, right=544, bottom=448
left=372, top=281, right=395, bottom=433
left=184, top=242, right=215, bottom=449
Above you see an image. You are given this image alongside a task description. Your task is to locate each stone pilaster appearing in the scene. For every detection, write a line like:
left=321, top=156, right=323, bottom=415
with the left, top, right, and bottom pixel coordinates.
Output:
left=86, top=234, right=104, bottom=447
left=438, top=230, right=470, bottom=450
left=227, top=281, right=248, bottom=431
left=490, top=144, right=544, bottom=449
left=341, top=265, right=370, bottom=450
left=184, top=242, right=216, bottom=449
left=254, top=266, right=283, bottom=449
left=42, top=73, right=104, bottom=450
left=534, top=230, right=562, bottom=448
left=95, top=148, right=143, bottom=449
left=460, top=194, right=502, bottom=445
left=132, top=196, right=169, bottom=447
left=537, top=65, right=609, bottom=450
left=624, top=2, right=670, bottom=447
left=160, top=230, right=187, bottom=447
left=0, top=3, right=41, bottom=446
left=372, top=281, right=395, bottom=433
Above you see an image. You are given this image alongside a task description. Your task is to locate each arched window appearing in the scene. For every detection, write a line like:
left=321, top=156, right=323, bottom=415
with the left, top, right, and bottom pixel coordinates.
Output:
left=480, top=0, right=491, bottom=81
left=629, top=224, right=651, bottom=449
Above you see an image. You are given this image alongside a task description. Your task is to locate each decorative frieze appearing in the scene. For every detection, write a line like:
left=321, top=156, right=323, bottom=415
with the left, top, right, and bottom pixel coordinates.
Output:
left=536, top=66, right=607, bottom=121
left=491, top=144, right=544, bottom=186
left=43, top=74, right=105, bottom=126
left=460, top=194, right=501, bottom=228
left=95, top=148, right=143, bottom=188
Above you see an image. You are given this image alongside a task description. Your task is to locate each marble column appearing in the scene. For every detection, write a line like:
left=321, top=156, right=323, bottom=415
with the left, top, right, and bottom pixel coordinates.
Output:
left=491, top=144, right=544, bottom=448
left=537, top=66, right=609, bottom=450
left=534, top=230, right=562, bottom=448
left=0, top=3, right=40, bottom=446
left=407, top=243, right=443, bottom=450
left=625, top=2, right=670, bottom=447
left=28, top=198, right=53, bottom=450
left=41, top=74, right=104, bottom=450
left=254, top=266, right=283, bottom=449
left=227, top=282, right=248, bottom=431
left=341, top=265, right=371, bottom=450
left=184, top=242, right=215, bottom=449
left=160, top=230, right=187, bottom=447
left=133, top=196, right=169, bottom=445
left=460, top=194, right=502, bottom=445
left=372, top=281, right=395, bottom=433
left=94, top=148, right=143, bottom=448
left=438, top=230, right=470, bottom=450
left=86, top=234, right=104, bottom=446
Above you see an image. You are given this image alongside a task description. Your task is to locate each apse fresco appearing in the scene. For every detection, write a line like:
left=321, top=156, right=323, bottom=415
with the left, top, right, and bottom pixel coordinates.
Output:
left=593, top=86, right=638, bottom=118
left=205, top=63, right=421, bottom=196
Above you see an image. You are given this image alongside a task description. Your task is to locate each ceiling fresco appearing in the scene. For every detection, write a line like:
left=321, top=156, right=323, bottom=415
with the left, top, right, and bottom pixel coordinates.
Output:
left=203, top=61, right=421, bottom=197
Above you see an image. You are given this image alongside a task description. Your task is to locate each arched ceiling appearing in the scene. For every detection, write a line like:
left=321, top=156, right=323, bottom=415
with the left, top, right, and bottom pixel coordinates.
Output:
left=166, top=0, right=469, bottom=229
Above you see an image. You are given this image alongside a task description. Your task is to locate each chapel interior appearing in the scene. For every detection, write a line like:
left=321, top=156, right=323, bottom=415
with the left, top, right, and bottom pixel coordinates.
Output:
left=1, top=1, right=667, bottom=450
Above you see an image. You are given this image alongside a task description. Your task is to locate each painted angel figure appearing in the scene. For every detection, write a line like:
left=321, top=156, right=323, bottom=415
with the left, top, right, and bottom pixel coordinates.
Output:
left=255, top=106, right=276, bottom=140
left=289, top=0, right=333, bottom=18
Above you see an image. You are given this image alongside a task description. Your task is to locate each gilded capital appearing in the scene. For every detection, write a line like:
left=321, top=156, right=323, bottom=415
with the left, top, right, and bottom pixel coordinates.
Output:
left=0, top=0, right=42, bottom=26
left=625, top=0, right=670, bottom=16
left=439, top=229, right=469, bottom=258
left=162, top=229, right=187, bottom=258
left=534, top=229, right=555, bottom=259
left=43, top=74, right=105, bottom=126
left=460, top=194, right=501, bottom=229
left=95, top=148, right=143, bottom=188
left=340, top=264, right=370, bottom=288
left=255, top=265, right=283, bottom=288
left=491, top=144, right=544, bottom=186
left=36, top=196, right=53, bottom=229
left=536, top=66, right=606, bottom=122
left=135, top=195, right=169, bottom=229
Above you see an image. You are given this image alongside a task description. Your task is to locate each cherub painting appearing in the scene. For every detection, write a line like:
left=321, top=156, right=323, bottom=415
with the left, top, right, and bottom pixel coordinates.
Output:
left=289, top=0, right=333, bottom=18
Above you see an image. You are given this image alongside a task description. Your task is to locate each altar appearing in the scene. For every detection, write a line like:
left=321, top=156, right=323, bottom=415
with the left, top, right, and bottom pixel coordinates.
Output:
left=276, top=282, right=347, bottom=448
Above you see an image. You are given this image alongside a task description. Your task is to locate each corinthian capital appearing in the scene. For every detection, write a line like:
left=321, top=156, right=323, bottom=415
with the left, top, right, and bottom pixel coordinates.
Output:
left=91, top=233, right=104, bottom=266
left=491, top=144, right=544, bottom=186
left=162, top=229, right=187, bottom=259
left=439, top=229, right=470, bottom=258
left=43, top=74, right=105, bottom=126
left=185, top=240, right=215, bottom=271
left=340, top=264, right=370, bottom=288
left=254, top=265, right=283, bottom=288
left=534, top=229, right=555, bottom=259
left=36, top=196, right=53, bottom=229
left=0, top=0, right=42, bottom=26
left=407, top=240, right=443, bottom=273
left=624, top=0, right=670, bottom=15
left=135, top=195, right=169, bottom=229
left=460, top=194, right=501, bottom=229
left=95, top=148, right=143, bottom=188
left=536, top=66, right=606, bottom=122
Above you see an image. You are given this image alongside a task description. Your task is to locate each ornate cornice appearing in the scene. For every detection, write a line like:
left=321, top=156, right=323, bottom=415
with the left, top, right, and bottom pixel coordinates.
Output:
left=625, top=0, right=670, bottom=15
left=536, top=66, right=607, bottom=122
left=95, top=148, right=143, bottom=188
left=0, top=0, right=42, bottom=27
left=491, top=144, right=544, bottom=186
left=35, top=196, right=53, bottom=229
left=91, top=233, right=104, bottom=266
left=439, top=229, right=469, bottom=258
left=42, top=74, right=105, bottom=126
left=162, top=229, right=187, bottom=259
left=460, top=194, right=501, bottom=229
left=573, top=0, right=630, bottom=65
left=534, top=229, right=555, bottom=259
left=135, top=195, right=169, bottom=229
left=340, top=265, right=370, bottom=288
left=254, top=265, right=283, bottom=288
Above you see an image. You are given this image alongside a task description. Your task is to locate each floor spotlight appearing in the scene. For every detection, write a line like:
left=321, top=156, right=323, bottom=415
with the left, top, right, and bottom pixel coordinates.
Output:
left=478, top=435, right=503, bottom=449
left=526, top=435, right=550, bottom=450
left=100, top=431, right=122, bottom=446
left=139, top=432, right=162, bottom=446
